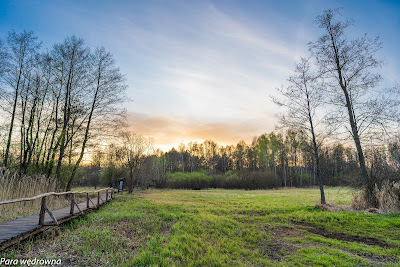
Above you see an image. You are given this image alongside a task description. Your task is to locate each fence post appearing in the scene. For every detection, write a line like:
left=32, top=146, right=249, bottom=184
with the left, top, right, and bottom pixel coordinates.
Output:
left=106, top=189, right=108, bottom=202
left=86, top=193, right=89, bottom=209
left=70, top=193, right=75, bottom=215
left=39, top=196, right=47, bottom=225
left=97, top=191, right=100, bottom=206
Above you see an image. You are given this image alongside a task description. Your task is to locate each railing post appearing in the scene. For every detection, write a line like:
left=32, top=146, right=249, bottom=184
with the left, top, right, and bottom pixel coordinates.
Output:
left=70, top=193, right=75, bottom=215
left=106, top=189, right=108, bottom=202
left=86, top=193, right=89, bottom=209
left=39, top=196, right=47, bottom=225
left=97, top=191, right=100, bottom=206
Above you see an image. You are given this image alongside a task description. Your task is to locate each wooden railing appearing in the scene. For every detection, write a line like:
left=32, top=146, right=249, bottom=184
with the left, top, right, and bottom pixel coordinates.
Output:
left=0, top=188, right=115, bottom=225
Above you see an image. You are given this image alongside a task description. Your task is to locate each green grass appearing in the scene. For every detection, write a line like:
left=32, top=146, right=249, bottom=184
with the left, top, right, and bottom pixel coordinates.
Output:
left=2, top=187, right=400, bottom=266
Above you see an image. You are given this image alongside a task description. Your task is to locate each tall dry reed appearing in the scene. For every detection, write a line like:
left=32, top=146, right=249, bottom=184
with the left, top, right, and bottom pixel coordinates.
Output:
left=0, top=171, right=90, bottom=223
left=352, top=181, right=400, bottom=213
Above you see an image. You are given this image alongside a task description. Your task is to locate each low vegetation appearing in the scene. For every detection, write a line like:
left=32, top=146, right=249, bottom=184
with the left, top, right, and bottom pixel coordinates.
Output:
left=165, top=171, right=280, bottom=190
left=0, top=171, right=104, bottom=223
left=2, top=188, right=400, bottom=266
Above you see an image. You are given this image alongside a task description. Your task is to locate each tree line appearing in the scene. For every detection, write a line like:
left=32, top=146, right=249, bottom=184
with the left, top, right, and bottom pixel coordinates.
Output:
left=93, top=128, right=399, bottom=193
left=0, top=30, right=126, bottom=191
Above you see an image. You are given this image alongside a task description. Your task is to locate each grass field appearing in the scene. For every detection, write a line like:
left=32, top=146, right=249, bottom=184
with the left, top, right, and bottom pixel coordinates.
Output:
left=2, top=187, right=400, bottom=266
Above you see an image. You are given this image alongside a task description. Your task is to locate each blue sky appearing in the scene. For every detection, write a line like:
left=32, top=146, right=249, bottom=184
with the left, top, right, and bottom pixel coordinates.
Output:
left=1, top=0, right=399, bottom=149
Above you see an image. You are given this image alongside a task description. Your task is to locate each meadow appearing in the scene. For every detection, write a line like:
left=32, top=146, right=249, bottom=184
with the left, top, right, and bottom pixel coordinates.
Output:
left=2, top=187, right=400, bottom=266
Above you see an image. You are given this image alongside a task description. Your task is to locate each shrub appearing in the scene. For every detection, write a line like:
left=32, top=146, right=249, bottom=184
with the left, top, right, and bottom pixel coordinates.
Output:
left=166, top=170, right=281, bottom=190
left=240, top=171, right=281, bottom=189
left=100, top=166, right=127, bottom=187
left=375, top=181, right=400, bottom=212
left=211, top=173, right=242, bottom=189
left=352, top=181, right=400, bottom=212
left=166, top=172, right=212, bottom=190
left=300, top=173, right=312, bottom=186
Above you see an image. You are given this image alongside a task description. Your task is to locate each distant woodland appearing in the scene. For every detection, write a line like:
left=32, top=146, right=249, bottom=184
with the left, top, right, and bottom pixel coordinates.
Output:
left=1, top=9, right=400, bottom=210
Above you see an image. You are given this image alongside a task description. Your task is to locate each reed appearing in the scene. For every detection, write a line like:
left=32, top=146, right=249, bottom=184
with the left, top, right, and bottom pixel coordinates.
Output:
left=0, top=171, right=91, bottom=223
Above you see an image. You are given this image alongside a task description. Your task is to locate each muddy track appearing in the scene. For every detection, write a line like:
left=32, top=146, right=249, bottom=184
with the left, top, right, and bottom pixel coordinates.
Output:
left=272, top=224, right=398, bottom=264
left=291, top=221, right=397, bottom=249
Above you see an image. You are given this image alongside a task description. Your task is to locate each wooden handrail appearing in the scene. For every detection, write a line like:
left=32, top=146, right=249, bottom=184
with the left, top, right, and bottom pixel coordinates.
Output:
left=0, top=187, right=114, bottom=206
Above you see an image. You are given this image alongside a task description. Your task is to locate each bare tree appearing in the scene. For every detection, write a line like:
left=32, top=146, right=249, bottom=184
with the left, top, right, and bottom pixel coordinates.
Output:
left=50, top=36, right=90, bottom=184
left=0, top=38, right=6, bottom=80
left=66, top=47, right=126, bottom=191
left=121, top=131, right=153, bottom=193
left=309, top=9, right=398, bottom=206
left=33, top=53, right=53, bottom=172
left=2, top=30, right=41, bottom=168
left=273, top=58, right=326, bottom=204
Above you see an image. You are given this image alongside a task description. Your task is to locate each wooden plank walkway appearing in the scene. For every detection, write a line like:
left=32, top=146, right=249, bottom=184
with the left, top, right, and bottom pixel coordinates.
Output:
left=0, top=192, right=113, bottom=251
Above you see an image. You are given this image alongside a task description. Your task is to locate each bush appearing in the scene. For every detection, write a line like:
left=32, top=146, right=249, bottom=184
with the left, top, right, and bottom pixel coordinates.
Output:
left=166, top=170, right=280, bottom=190
left=353, top=181, right=400, bottom=212
left=100, top=166, right=126, bottom=187
left=300, top=173, right=312, bottom=186
left=166, top=172, right=212, bottom=190
left=240, top=171, right=281, bottom=189
left=211, top=173, right=242, bottom=189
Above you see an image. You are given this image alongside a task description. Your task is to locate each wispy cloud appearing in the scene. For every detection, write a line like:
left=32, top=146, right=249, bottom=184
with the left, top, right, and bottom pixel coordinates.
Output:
left=112, top=3, right=310, bottom=148
left=127, top=112, right=276, bottom=150
left=3, top=0, right=397, bottom=148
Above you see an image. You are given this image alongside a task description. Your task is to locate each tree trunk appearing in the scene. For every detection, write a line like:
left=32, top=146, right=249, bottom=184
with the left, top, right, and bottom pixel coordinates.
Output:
left=328, top=26, right=375, bottom=206
left=309, top=113, right=325, bottom=204
left=306, top=82, right=326, bottom=203
left=66, top=81, right=99, bottom=192
left=4, top=64, right=23, bottom=169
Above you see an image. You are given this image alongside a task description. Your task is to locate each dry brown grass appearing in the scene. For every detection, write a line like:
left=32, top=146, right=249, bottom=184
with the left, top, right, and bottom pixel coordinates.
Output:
left=351, top=181, right=400, bottom=213
left=375, top=181, right=400, bottom=213
left=0, top=171, right=57, bottom=201
left=0, top=171, right=97, bottom=223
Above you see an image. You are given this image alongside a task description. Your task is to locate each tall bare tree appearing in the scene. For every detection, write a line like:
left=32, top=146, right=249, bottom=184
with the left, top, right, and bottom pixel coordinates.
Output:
left=66, top=47, right=126, bottom=191
left=273, top=58, right=326, bottom=204
left=0, top=38, right=6, bottom=81
left=51, top=36, right=90, bottom=184
left=309, top=9, right=398, bottom=206
left=2, top=31, right=40, bottom=168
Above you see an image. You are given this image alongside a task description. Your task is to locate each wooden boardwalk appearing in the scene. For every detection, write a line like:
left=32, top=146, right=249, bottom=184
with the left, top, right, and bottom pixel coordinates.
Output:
left=0, top=190, right=116, bottom=251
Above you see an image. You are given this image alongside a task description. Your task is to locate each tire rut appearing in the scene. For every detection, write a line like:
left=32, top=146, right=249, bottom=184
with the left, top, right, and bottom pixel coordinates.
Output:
left=291, top=221, right=397, bottom=249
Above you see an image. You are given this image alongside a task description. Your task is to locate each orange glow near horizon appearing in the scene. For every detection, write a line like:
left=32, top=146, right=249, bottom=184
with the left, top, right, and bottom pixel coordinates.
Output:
left=127, top=112, right=277, bottom=151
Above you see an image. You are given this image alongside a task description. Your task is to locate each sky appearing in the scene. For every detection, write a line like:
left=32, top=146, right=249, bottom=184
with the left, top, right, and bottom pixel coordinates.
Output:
left=0, top=0, right=399, bottom=150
